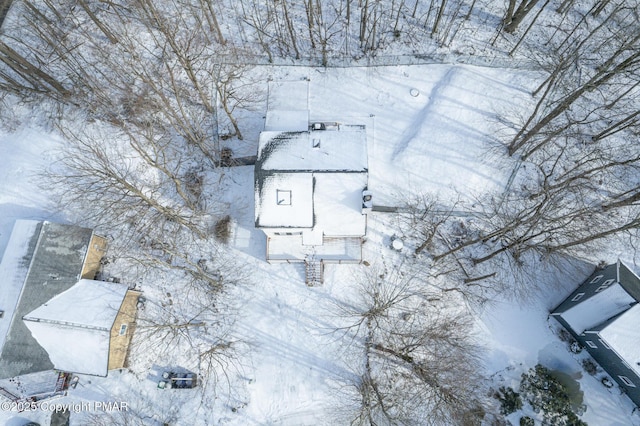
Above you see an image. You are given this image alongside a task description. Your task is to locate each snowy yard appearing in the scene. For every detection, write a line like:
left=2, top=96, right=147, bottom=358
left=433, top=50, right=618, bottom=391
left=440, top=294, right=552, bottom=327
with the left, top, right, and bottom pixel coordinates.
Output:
left=1, top=63, right=639, bottom=425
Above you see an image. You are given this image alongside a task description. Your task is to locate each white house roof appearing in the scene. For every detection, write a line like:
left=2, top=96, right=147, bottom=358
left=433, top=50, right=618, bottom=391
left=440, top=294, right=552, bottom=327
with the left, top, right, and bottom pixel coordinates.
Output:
left=23, top=279, right=128, bottom=376
left=257, top=125, right=368, bottom=172
left=562, top=283, right=635, bottom=335
left=265, top=110, right=309, bottom=132
left=255, top=124, right=369, bottom=239
left=600, top=303, right=640, bottom=377
left=25, top=321, right=111, bottom=377
left=314, top=173, right=368, bottom=236
left=256, top=172, right=314, bottom=228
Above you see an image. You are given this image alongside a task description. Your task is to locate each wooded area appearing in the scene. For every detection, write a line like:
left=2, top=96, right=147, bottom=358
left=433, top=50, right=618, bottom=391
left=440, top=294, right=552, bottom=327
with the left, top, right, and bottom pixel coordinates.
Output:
left=0, top=0, right=638, bottom=424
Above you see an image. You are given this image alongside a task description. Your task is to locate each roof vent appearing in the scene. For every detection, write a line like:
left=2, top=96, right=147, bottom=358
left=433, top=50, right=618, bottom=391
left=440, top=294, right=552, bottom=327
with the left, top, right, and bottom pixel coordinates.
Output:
left=312, top=138, right=321, bottom=149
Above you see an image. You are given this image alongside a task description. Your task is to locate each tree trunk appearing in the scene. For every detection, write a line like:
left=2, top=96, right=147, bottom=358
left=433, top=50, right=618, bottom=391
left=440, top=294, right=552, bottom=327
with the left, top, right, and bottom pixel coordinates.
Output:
left=504, top=0, right=541, bottom=34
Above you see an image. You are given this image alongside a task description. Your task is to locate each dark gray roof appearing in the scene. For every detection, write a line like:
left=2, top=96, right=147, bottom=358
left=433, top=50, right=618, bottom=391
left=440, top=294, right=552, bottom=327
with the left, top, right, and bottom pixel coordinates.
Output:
left=551, top=263, right=616, bottom=314
left=551, top=261, right=640, bottom=318
left=0, top=222, right=93, bottom=379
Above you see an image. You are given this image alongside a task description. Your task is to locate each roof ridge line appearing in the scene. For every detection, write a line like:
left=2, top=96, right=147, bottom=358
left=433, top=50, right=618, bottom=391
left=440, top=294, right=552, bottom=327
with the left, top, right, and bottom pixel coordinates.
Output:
left=22, top=316, right=110, bottom=332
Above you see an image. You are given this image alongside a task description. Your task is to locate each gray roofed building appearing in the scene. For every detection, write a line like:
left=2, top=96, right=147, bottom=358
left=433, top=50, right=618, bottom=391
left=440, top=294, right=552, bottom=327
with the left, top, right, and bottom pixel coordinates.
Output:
left=0, top=220, right=140, bottom=403
left=0, top=221, right=93, bottom=379
left=551, top=260, right=640, bottom=408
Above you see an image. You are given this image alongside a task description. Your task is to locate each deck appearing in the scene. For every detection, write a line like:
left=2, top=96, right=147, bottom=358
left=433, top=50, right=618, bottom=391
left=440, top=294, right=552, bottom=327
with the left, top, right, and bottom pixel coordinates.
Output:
left=267, top=235, right=362, bottom=263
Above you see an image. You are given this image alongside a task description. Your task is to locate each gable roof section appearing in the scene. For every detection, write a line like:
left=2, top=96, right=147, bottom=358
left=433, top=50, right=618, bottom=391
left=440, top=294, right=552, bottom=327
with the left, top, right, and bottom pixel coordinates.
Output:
left=0, top=221, right=93, bottom=379
left=24, top=279, right=127, bottom=330
left=314, top=172, right=368, bottom=236
left=257, top=126, right=368, bottom=173
left=561, top=282, right=635, bottom=334
left=553, top=261, right=640, bottom=382
left=599, top=303, right=640, bottom=377
left=552, top=263, right=617, bottom=314
left=24, top=279, right=128, bottom=377
left=255, top=172, right=314, bottom=228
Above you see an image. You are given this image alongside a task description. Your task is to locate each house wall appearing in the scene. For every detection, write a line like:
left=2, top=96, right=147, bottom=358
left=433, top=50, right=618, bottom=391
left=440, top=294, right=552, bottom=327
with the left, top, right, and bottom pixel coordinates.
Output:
left=551, top=315, right=640, bottom=407
left=81, top=234, right=108, bottom=280
left=618, top=262, right=640, bottom=301
left=107, top=290, right=140, bottom=371
left=264, top=229, right=304, bottom=237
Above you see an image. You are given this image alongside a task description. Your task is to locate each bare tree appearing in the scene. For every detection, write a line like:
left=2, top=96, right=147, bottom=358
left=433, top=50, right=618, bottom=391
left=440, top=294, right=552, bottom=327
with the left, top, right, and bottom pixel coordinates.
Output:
left=340, top=264, right=489, bottom=425
left=0, top=40, right=69, bottom=99
left=502, top=0, right=543, bottom=34
left=214, top=61, right=262, bottom=141
left=508, top=3, right=640, bottom=156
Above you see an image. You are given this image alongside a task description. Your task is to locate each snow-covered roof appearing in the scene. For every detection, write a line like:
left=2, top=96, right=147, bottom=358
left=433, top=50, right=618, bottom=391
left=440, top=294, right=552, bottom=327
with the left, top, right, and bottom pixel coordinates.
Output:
left=561, top=283, right=635, bottom=335
left=255, top=172, right=313, bottom=228
left=0, top=221, right=94, bottom=379
left=555, top=261, right=640, bottom=382
left=600, top=304, right=640, bottom=377
left=24, top=279, right=127, bottom=330
left=265, top=110, right=309, bottom=132
left=24, top=279, right=128, bottom=377
left=257, top=125, right=368, bottom=172
left=314, top=173, right=368, bottom=236
left=255, top=124, right=368, bottom=240
left=0, top=220, right=41, bottom=353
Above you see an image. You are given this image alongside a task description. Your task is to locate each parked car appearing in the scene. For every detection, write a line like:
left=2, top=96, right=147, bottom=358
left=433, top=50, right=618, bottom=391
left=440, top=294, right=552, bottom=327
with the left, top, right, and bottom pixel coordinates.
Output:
left=158, top=371, right=197, bottom=389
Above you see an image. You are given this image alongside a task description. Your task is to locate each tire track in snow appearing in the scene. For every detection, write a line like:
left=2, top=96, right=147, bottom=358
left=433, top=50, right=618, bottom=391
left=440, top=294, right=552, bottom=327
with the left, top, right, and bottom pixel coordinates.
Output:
left=391, top=67, right=457, bottom=160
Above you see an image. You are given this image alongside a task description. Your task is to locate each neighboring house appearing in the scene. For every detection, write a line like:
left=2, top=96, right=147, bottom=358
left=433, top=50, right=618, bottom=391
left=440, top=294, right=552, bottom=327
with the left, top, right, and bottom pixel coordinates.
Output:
left=254, top=105, right=371, bottom=285
left=551, top=261, right=640, bottom=407
left=0, top=220, right=139, bottom=401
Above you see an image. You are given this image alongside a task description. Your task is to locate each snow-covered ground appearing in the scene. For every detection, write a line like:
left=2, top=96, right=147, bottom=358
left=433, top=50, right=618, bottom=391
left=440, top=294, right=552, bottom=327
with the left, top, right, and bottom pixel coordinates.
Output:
left=1, top=64, right=639, bottom=425
left=0, top=128, right=64, bottom=259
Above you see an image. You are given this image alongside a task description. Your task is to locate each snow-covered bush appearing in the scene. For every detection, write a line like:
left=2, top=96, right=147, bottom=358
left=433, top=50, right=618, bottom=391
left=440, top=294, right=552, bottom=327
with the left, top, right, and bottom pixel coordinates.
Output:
left=581, top=359, right=598, bottom=376
left=214, top=215, right=233, bottom=244
left=569, top=341, right=583, bottom=354
left=601, top=377, right=614, bottom=389
left=519, top=364, right=587, bottom=426
left=495, top=386, right=523, bottom=415
left=519, top=416, right=534, bottom=426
